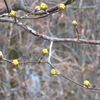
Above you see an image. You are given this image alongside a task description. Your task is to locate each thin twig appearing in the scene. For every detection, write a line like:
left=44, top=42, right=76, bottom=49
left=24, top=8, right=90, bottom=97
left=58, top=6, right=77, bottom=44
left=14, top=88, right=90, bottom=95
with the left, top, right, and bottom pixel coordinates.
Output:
left=48, top=41, right=53, bottom=62
left=3, top=0, right=10, bottom=13
left=2, top=57, right=100, bottom=91
left=3, top=58, right=12, bottom=64
left=47, top=61, right=100, bottom=91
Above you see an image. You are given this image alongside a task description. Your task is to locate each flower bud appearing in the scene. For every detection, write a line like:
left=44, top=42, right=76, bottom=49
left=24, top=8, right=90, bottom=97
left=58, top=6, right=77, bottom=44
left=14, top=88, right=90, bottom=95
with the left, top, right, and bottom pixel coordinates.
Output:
left=35, top=6, right=41, bottom=12
left=9, top=10, right=16, bottom=17
left=59, top=4, right=66, bottom=10
left=42, top=49, right=48, bottom=55
left=40, top=2, right=48, bottom=11
left=12, top=59, right=19, bottom=66
left=50, top=69, right=57, bottom=75
left=72, top=20, right=78, bottom=26
left=0, top=51, right=3, bottom=60
left=83, top=80, right=90, bottom=88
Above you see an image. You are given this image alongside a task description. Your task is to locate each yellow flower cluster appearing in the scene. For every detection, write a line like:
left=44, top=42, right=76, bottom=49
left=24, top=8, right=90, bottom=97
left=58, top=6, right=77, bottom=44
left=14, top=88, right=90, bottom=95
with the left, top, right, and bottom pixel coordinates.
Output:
left=83, top=80, right=90, bottom=88
left=9, top=10, right=16, bottom=17
left=59, top=4, right=66, bottom=10
left=50, top=69, right=57, bottom=75
left=40, top=2, right=48, bottom=10
left=72, top=20, right=78, bottom=26
left=35, top=3, right=66, bottom=12
left=12, top=59, right=19, bottom=66
left=0, top=51, right=3, bottom=60
left=42, top=49, right=48, bottom=55
left=35, top=2, right=48, bottom=12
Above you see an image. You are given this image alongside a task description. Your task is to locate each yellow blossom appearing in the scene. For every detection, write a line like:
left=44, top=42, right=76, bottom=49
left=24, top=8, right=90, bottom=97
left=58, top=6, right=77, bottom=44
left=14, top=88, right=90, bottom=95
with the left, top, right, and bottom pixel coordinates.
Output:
left=0, top=51, right=3, bottom=60
left=12, top=59, right=19, bottom=66
left=42, top=49, right=48, bottom=55
left=50, top=69, right=57, bottom=75
left=9, top=10, right=16, bottom=17
left=83, top=80, right=90, bottom=88
left=59, top=4, right=66, bottom=10
left=40, top=2, right=48, bottom=10
left=72, top=20, right=78, bottom=26
left=35, top=6, right=41, bottom=12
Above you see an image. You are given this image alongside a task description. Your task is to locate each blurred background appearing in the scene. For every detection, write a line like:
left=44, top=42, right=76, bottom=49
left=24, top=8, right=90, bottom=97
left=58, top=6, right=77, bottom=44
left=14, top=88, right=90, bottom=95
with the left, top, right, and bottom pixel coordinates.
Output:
left=0, top=0, right=100, bottom=100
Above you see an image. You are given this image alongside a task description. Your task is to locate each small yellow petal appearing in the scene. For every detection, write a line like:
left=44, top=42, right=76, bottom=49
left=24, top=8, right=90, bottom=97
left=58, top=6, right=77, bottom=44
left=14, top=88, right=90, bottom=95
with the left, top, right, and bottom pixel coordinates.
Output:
left=9, top=10, right=16, bottom=17
left=42, top=49, right=48, bottom=55
left=59, top=4, right=66, bottom=10
left=72, top=20, right=78, bottom=26
left=0, top=51, right=3, bottom=60
left=83, top=80, right=90, bottom=87
left=40, top=2, right=48, bottom=10
left=50, top=69, right=57, bottom=75
left=12, top=59, right=19, bottom=66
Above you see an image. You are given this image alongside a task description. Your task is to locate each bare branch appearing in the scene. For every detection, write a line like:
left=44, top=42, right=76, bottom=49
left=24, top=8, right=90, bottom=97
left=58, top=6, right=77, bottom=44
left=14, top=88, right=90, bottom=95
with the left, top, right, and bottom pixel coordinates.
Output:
left=0, top=18, right=100, bottom=45
left=35, top=0, right=76, bottom=15
left=48, top=41, right=53, bottom=62
left=3, top=0, right=10, bottom=13
left=0, top=0, right=75, bottom=15
left=0, top=1, right=31, bottom=15
left=2, top=58, right=100, bottom=91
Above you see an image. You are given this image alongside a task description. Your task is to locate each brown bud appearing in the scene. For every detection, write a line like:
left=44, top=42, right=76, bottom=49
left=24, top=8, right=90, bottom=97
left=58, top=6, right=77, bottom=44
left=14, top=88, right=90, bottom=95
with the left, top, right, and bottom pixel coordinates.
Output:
left=0, top=51, right=3, bottom=60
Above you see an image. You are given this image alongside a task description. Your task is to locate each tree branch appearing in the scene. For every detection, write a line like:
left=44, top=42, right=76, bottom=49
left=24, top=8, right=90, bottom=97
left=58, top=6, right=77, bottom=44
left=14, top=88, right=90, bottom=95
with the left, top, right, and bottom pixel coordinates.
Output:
left=0, top=18, right=100, bottom=45
left=35, top=0, right=76, bottom=15
left=0, top=0, right=75, bottom=15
